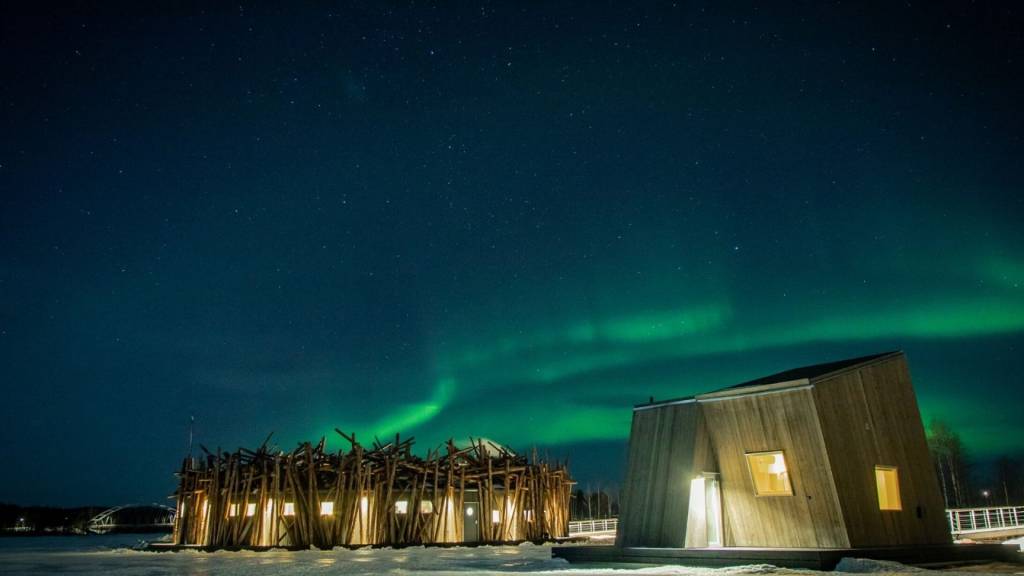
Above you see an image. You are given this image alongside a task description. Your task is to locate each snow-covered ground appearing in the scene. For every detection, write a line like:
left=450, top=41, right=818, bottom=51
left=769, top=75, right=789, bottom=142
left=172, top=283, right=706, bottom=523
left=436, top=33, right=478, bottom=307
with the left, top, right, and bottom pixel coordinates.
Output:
left=1, top=537, right=1021, bottom=576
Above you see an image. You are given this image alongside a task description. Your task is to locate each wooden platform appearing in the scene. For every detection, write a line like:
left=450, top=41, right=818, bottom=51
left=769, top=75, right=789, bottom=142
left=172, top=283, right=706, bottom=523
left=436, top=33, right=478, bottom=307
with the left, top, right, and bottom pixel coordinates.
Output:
left=146, top=537, right=586, bottom=553
left=552, top=544, right=1022, bottom=570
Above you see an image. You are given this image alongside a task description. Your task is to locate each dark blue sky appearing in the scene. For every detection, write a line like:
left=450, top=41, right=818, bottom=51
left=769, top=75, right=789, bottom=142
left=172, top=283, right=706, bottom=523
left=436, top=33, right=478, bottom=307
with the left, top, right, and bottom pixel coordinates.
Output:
left=2, top=2, right=1022, bottom=506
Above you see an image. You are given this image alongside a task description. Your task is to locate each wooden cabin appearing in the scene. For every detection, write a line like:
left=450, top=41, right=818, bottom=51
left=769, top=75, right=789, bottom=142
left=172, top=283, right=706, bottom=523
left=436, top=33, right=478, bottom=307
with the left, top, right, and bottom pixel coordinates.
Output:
left=617, top=351, right=950, bottom=549
left=172, top=433, right=573, bottom=548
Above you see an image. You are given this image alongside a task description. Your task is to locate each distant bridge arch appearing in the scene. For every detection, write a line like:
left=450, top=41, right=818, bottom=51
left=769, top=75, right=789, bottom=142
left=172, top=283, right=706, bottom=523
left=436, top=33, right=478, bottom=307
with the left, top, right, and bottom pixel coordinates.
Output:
left=88, top=503, right=176, bottom=534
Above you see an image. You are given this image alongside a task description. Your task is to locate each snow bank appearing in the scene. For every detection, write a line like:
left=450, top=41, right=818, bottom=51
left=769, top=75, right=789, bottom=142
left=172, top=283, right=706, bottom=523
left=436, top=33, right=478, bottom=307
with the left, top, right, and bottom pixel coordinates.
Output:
left=3, top=539, right=1019, bottom=576
left=833, top=558, right=926, bottom=573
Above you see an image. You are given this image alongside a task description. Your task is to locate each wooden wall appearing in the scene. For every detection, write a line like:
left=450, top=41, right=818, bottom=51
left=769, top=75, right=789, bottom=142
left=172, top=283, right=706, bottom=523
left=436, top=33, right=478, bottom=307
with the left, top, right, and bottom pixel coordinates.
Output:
left=813, top=355, right=951, bottom=547
left=700, top=388, right=849, bottom=548
left=616, top=401, right=714, bottom=547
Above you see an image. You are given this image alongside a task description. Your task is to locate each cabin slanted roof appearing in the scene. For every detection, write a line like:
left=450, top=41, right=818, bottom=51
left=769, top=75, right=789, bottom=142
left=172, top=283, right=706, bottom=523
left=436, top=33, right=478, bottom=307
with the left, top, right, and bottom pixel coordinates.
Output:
left=635, top=350, right=903, bottom=410
left=720, top=350, right=901, bottom=392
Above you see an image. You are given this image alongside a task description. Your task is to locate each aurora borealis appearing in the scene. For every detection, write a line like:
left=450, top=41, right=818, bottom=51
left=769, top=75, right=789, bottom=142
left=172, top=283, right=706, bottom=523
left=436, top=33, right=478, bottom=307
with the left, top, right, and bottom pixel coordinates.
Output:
left=2, top=3, right=1023, bottom=505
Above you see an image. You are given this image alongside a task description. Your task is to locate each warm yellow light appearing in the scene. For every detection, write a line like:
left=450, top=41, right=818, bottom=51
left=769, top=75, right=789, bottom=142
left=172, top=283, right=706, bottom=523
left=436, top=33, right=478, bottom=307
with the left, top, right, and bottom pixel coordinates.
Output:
left=491, top=509, right=500, bottom=524
left=320, top=501, right=335, bottom=516
left=359, top=496, right=369, bottom=516
left=875, top=466, right=902, bottom=511
left=245, top=503, right=256, bottom=517
left=524, top=510, right=534, bottom=523
left=283, top=502, right=295, bottom=516
left=228, top=503, right=239, bottom=517
left=395, top=500, right=408, bottom=514
left=420, top=500, right=434, bottom=514
left=746, top=451, right=793, bottom=496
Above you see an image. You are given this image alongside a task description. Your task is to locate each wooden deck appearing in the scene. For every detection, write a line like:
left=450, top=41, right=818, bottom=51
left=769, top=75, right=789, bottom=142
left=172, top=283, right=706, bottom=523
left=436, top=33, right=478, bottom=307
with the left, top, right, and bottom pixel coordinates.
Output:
left=552, top=544, right=1022, bottom=570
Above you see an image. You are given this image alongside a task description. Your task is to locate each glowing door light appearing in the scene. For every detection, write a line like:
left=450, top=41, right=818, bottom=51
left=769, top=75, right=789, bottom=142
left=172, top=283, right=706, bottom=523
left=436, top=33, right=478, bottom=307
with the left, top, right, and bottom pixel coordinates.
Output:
left=360, top=496, right=369, bottom=516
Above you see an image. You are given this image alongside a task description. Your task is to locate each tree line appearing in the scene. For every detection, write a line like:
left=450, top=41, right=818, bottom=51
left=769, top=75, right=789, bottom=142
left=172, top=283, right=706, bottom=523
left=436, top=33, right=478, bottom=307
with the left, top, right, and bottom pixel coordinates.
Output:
left=928, top=419, right=1023, bottom=508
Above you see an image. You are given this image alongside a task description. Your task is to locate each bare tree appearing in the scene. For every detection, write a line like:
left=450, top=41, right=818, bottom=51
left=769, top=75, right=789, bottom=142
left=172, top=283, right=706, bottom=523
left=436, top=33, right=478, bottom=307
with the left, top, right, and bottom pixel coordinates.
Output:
left=994, top=456, right=1022, bottom=506
left=928, top=419, right=972, bottom=507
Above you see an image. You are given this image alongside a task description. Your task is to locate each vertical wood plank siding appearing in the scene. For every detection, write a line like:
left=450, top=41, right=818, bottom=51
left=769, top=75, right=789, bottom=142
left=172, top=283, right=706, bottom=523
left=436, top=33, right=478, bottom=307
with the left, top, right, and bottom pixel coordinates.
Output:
left=813, top=356, right=951, bottom=546
left=700, top=388, right=849, bottom=548
left=617, top=402, right=714, bottom=547
left=616, top=352, right=949, bottom=550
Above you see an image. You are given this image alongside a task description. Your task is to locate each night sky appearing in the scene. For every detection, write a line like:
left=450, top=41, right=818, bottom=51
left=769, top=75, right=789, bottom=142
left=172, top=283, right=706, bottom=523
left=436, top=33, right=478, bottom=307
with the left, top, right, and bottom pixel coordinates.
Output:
left=2, top=2, right=1023, bottom=506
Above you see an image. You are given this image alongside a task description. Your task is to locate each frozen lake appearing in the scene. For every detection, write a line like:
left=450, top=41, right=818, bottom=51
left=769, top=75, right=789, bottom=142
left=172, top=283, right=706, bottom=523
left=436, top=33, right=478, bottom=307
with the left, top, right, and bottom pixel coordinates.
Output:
left=1, top=535, right=1021, bottom=575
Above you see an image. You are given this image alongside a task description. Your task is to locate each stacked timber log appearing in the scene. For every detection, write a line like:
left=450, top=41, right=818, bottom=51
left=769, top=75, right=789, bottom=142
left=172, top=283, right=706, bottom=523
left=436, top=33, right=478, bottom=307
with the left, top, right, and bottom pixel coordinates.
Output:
left=172, top=431, right=573, bottom=548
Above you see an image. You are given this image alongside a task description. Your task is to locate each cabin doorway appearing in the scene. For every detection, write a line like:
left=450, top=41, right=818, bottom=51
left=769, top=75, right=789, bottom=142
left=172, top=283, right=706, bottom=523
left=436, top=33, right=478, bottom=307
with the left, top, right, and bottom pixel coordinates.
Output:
left=463, top=502, right=480, bottom=541
left=686, top=472, right=723, bottom=547
left=704, top=473, right=723, bottom=547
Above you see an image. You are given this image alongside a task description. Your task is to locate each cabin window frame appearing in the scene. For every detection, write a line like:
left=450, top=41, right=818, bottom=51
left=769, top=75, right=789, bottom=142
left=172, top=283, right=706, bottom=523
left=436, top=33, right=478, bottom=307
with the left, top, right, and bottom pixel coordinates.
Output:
left=875, top=465, right=903, bottom=511
left=744, top=450, right=794, bottom=497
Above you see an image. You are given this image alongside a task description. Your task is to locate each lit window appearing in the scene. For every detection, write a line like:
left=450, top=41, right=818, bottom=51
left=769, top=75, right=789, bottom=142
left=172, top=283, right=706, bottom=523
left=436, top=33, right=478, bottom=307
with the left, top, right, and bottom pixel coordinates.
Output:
left=245, top=503, right=256, bottom=517
left=465, top=506, right=474, bottom=517
left=320, top=501, right=334, bottom=516
left=875, top=466, right=902, bottom=511
left=395, top=500, right=408, bottom=514
left=228, top=503, right=239, bottom=517
left=360, top=496, right=369, bottom=516
left=283, top=502, right=295, bottom=516
left=745, top=451, right=793, bottom=496
left=420, top=501, right=434, bottom=514
left=524, top=510, right=534, bottom=523
left=491, top=509, right=501, bottom=524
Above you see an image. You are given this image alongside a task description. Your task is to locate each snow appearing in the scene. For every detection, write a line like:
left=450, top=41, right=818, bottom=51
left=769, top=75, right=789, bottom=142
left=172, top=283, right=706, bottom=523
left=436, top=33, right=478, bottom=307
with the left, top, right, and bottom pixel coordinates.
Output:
left=1, top=539, right=1022, bottom=576
left=1003, top=536, right=1024, bottom=551
left=834, top=558, right=928, bottom=573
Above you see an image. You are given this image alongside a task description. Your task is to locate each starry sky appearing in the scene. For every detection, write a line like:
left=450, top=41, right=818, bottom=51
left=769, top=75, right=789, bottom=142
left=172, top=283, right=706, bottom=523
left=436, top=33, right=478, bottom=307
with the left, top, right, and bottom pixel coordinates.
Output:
left=2, top=2, right=1023, bottom=506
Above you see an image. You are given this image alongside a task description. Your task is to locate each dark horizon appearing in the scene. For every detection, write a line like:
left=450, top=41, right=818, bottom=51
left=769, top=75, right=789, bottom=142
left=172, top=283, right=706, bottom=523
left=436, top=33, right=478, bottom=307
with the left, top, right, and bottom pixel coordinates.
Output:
left=2, top=2, right=1023, bottom=507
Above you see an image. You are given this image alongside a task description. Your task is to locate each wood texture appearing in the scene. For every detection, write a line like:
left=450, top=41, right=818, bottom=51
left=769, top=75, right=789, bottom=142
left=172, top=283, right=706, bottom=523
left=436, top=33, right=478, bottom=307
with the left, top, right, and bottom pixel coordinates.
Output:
left=812, top=354, right=951, bottom=546
left=172, top=434, right=572, bottom=548
left=617, top=401, right=715, bottom=547
left=700, top=387, right=849, bottom=548
left=617, top=351, right=950, bottom=550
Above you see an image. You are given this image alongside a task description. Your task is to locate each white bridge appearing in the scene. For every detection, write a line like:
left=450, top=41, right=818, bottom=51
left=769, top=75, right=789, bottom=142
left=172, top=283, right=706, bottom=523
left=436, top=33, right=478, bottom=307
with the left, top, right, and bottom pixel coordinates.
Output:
left=88, top=503, right=176, bottom=534
left=568, top=518, right=618, bottom=537
left=569, top=507, right=1024, bottom=541
left=948, top=506, right=1024, bottom=541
